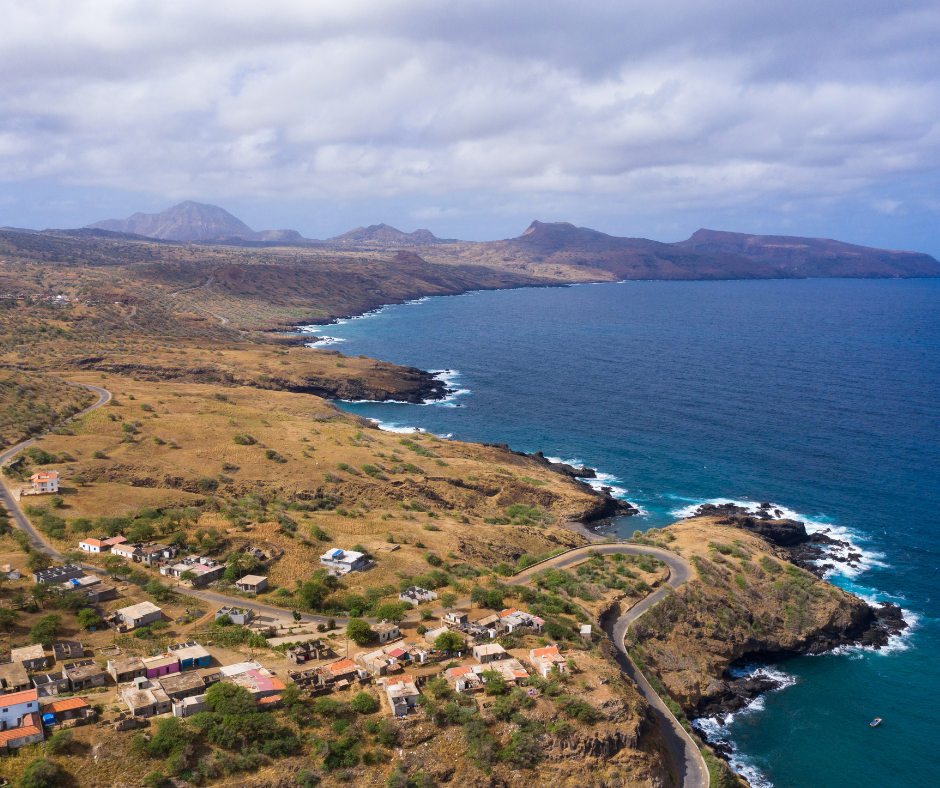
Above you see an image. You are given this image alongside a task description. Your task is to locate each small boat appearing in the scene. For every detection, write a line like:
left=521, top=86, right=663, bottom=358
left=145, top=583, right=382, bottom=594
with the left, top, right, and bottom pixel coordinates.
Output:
left=870, top=718, right=882, bottom=728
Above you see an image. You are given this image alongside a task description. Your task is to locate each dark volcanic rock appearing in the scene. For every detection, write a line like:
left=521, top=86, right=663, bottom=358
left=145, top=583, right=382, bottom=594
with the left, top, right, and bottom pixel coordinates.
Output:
left=731, top=515, right=809, bottom=547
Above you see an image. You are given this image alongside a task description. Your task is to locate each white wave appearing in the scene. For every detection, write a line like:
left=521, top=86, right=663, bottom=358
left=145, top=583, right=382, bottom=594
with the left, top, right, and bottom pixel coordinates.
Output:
left=367, top=419, right=425, bottom=434
left=306, top=335, right=346, bottom=347
left=425, top=369, right=471, bottom=406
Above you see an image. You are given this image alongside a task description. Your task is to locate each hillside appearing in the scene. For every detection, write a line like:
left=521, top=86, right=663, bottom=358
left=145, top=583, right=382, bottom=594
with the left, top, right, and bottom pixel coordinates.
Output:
left=87, top=201, right=257, bottom=241
left=329, top=223, right=455, bottom=247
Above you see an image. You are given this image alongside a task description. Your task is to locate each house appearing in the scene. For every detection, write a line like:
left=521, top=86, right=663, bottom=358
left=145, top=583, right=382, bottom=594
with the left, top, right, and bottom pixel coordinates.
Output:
left=0, top=688, right=40, bottom=730
left=374, top=622, right=400, bottom=644
left=423, top=626, right=450, bottom=646
left=141, top=654, right=180, bottom=680
left=29, top=471, right=59, bottom=494
left=64, top=660, right=106, bottom=691
left=579, top=624, right=594, bottom=642
left=0, top=663, right=31, bottom=694
left=140, top=543, right=178, bottom=566
left=41, top=697, right=91, bottom=724
left=158, top=672, right=205, bottom=701
left=356, top=649, right=391, bottom=676
left=168, top=642, right=211, bottom=671
left=222, top=669, right=285, bottom=700
left=1, top=565, right=21, bottom=581
left=444, top=665, right=482, bottom=693
left=472, top=643, right=507, bottom=665
left=61, top=575, right=117, bottom=604
left=285, top=641, right=331, bottom=665
left=173, top=694, right=209, bottom=718
left=115, top=601, right=162, bottom=629
left=32, top=671, right=70, bottom=698
left=111, top=543, right=143, bottom=561
left=399, top=586, right=438, bottom=606
left=0, top=712, right=44, bottom=749
left=103, top=535, right=127, bottom=548
left=441, top=611, right=468, bottom=626
left=10, top=644, right=48, bottom=671
left=32, top=564, right=82, bottom=584
left=161, top=558, right=224, bottom=587
left=529, top=646, right=567, bottom=678
left=121, top=679, right=171, bottom=718
left=382, top=675, right=419, bottom=717
left=317, top=659, right=364, bottom=688
left=52, top=641, right=84, bottom=663
left=78, top=538, right=109, bottom=554
left=318, top=548, right=372, bottom=575
left=218, top=660, right=265, bottom=678
left=216, top=606, right=253, bottom=625
left=107, top=656, right=146, bottom=684
left=235, top=574, right=268, bottom=594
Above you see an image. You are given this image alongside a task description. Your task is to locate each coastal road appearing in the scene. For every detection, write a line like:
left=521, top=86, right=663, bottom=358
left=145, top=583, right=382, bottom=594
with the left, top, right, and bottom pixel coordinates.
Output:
left=506, top=545, right=710, bottom=788
left=0, top=383, right=111, bottom=559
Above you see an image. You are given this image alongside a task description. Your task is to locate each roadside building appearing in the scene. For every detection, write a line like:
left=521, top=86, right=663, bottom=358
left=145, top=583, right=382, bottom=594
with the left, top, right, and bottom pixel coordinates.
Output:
left=168, top=642, right=211, bottom=671
left=286, top=641, right=330, bottom=664
left=161, top=558, right=224, bottom=587
left=115, top=601, right=162, bottom=630
left=32, top=564, right=82, bottom=584
left=10, top=645, right=48, bottom=671
left=441, top=611, right=468, bottom=627
left=29, top=471, right=59, bottom=494
left=356, top=648, right=390, bottom=676
left=64, top=660, right=106, bottom=691
left=107, top=656, right=146, bottom=684
left=111, top=543, right=143, bottom=561
left=235, top=574, right=268, bottom=594
left=374, top=622, right=400, bottom=644
left=318, top=548, right=372, bottom=575
left=142, top=654, right=180, bottom=680
left=78, top=538, right=108, bottom=554
left=215, top=606, right=253, bottom=625
left=399, top=586, right=438, bottom=606
left=62, top=575, right=117, bottom=604
left=472, top=643, right=507, bottom=664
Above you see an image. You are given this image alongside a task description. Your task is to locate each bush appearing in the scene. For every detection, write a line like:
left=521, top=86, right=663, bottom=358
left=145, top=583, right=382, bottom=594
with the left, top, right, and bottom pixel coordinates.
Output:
left=346, top=618, right=374, bottom=645
left=350, top=691, right=379, bottom=714
left=265, top=449, right=287, bottom=463
left=233, top=434, right=257, bottom=445
left=29, top=614, right=61, bottom=646
left=433, top=630, right=465, bottom=652
left=77, top=608, right=103, bottom=629
left=197, top=476, right=219, bottom=492
left=18, top=757, right=62, bottom=788
left=45, top=729, right=73, bottom=755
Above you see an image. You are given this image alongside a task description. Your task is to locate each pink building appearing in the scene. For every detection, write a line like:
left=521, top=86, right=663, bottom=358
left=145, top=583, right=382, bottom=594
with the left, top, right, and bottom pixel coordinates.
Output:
left=142, top=654, right=180, bottom=680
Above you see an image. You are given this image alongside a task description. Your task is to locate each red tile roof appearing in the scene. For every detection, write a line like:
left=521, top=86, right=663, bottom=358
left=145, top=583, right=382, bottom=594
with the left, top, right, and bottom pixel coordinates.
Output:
left=0, top=713, right=41, bottom=744
left=530, top=646, right=560, bottom=659
left=498, top=608, right=517, bottom=618
left=43, top=697, right=89, bottom=714
left=30, top=472, right=59, bottom=483
left=0, top=688, right=38, bottom=706
left=326, top=659, right=357, bottom=673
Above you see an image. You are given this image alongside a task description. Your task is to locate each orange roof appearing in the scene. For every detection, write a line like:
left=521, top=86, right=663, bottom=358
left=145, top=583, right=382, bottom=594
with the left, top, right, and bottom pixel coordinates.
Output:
left=81, top=539, right=105, bottom=547
left=0, top=714, right=41, bottom=744
left=498, top=608, right=517, bottom=618
left=256, top=694, right=282, bottom=705
left=30, top=471, right=59, bottom=482
left=447, top=666, right=473, bottom=677
left=43, top=697, right=88, bottom=713
left=0, top=688, right=37, bottom=706
left=326, top=659, right=357, bottom=673
left=512, top=670, right=528, bottom=678
left=531, top=646, right=560, bottom=659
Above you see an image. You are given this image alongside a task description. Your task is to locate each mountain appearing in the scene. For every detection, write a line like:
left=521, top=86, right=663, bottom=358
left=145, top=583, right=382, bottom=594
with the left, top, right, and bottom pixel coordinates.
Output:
left=329, top=223, right=454, bottom=246
left=86, top=201, right=256, bottom=242
left=675, top=229, right=940, bottom=278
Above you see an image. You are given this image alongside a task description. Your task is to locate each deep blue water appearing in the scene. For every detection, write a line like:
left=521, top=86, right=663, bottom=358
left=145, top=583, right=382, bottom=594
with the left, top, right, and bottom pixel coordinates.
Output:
left=302, top=279, right=939, bottom=788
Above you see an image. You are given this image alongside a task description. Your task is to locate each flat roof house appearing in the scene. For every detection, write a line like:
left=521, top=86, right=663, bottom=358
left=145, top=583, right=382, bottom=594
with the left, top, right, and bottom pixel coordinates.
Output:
left=52, top=641, right=84, bottom=663
left=10, top=645, right=48, bottom=671
left=374, top=622, right=400, bottom=644
left=107, top=657, right=146, bottom=684
left=0, top=663, right=30, bottom=694
left=32, top=564, right=82, bottom=584
left=235, top=574, right=268, bottom=594
left=32, top=671, right=70, bottom=698
left=382, top=675, right=419, bottom=718
left=159, top=672, right=205, bottom=701
left=64, top=660, right=106, bottom=691
left=319, top=548, right=372, bottom=575
left=216, top=606, right=253, bottom=625
left=142, top=654, right=180, bottom=680
left=121, top=680, right=171, bottom=718
left=116, top=601, right=162, bottom=630
left=168, top=642, right=211, bottom=671
left=399, top=586, right=438, bottom=605
left=472, top=643, right=507, bottom=664
left=441, top=611, right=468, bottom=626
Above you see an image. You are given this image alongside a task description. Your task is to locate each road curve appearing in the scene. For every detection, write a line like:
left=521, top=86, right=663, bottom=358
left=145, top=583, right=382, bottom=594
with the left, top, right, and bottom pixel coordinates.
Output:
left=2, top=385, right=707, bottom=786
left=508, top=544, right=709, bottom=788
left=0, top=383, right=111, bottom=559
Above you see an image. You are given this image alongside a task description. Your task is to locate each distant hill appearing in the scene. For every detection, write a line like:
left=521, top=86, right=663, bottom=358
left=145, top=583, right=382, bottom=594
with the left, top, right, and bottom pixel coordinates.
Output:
left=329, top=223, right=455, bottom=246
left=675, top=229, right=940, bottom=278
left=87, top=201, right=256, bottom=242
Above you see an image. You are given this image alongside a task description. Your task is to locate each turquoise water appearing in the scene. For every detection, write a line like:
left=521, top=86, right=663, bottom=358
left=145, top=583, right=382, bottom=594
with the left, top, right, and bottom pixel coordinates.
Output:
left=302, top=279, right=939, bottom=788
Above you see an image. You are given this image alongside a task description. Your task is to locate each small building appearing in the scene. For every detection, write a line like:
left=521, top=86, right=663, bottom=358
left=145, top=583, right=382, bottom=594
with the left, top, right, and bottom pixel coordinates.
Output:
left=235, top=574, right=268, bottom=594
left=168, top=642, right=212, bottom=671
left=579, top=624, right=594, bottom=642
left=216, top=606, right=253, bottom=626
left=441, top=611, right=468, bottom=627
left=0, top=688, right=40, bottom=730
left=356, top=648, right=390, bottom=676
left=0, top=662, right=31, bottom=694
left=103, top=535, right=127, bottom=548
left=64, top=660, right=106, bottom=691
left=423, top=626, right=450, bottom=646
left=32, top=671, right=70, bottom=698
left=472, top=643, right=507, bottom=665
left=172, top=694, right=209, bottom=718
left=52, top=641, right=84, bottom=663
left=529, top=646, right=567, bottom=678
left=107, top=656, right=146, bottom=684
left=78, top=538, right=109, bottom=554
left=62, top=575, right=117, bottom=604
left=140, top=543, right=179, bottom=566
left=111, top=543, right=143, bottom=561
left=115, top=601, right=162, bottom=630
left=121, top=679, right=171, bottom=718
left=444, top=665, right=482, bottom=693
left=0, top=712, right=44, bottom=750
left=161, top=558, right=224, bottom=586
left=318, top=548, right=372, bottom=575
left=383, top=675, right=419, bottom=718
left=222, top=669, right=285, bottom=700
left=41, top=697, right=91, bottom=724
left=286, top=641, right=331, bottom=665
left=142, top=654, right=180, bottom=680
left=374, top=622, right=400, bottom=644
left=29, top=471, right=59, bottom=494
left=32, top=564, right=83, bottom=584
left=10, top=644, right=48, bottom=671
left=399, top=586, right=438, bottom=606
left=159, top=672, right=205, bottom=701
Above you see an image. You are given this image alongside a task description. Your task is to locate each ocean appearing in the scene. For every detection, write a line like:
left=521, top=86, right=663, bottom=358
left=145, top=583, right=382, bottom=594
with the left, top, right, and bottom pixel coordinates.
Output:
left=300, top=278, right=939, bottom=788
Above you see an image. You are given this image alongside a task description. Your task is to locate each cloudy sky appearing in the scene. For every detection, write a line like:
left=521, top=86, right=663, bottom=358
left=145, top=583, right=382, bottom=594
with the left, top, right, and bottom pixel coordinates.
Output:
left=2, top=0, right=939, bottom=252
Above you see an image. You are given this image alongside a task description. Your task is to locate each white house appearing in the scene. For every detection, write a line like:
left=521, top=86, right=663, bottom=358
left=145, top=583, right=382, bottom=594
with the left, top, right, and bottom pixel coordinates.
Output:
left=0, top=688, right=40, bottom=730
left=382, top=675, right=419, bottom=717
left=529, top=646, right=567, bottom=678
left=115, top=601, right=162, bottom=630
left=78, top=538, right=107, bottom=554
left=319, top=549, right=372, bottom=575
left=399, top=586, right=438, bottom=605
left=29, top=471, right=59, bottom=495
left=472, top=643, right=507, bottom=665
left=235, top=575, right=268, bottom=594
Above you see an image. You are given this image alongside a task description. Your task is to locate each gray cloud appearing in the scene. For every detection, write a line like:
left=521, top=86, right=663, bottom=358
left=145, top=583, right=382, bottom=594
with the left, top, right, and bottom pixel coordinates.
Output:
left=1, top=0, right=939, bottom=245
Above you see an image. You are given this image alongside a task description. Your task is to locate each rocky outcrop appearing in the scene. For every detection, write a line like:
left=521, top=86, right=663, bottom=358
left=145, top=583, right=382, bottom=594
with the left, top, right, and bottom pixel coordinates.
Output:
left=544, top=727, right=640, bottom=760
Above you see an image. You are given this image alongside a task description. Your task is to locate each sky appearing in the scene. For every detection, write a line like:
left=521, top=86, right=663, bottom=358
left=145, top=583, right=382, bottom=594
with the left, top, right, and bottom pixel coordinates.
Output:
left=1, top=0, right=939, bottom=254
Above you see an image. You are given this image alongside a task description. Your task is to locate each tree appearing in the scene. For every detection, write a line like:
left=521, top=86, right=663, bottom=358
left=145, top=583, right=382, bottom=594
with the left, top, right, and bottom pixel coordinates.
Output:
left=481, top=669, right=507, bottom=696
left=298, top=580, right=329, bottom=611
left=346, top=618, right=374, bottom=645
left=373, top=602, right=411, bottom=623
left=45, top=729, right=73, bottom=754
left=178, top=570, right=197, bottom=584
left=439, top=592, right=458, bottom=609
left=77, top=608, right=103, bottom=629
left=18, top=757, right=62, bottom=788
left=205, top=681, right=257, bottom=716
left=350, top=691, right=379, bottom=714
left=214, top=614, right=233, bottom=627
left=29, top=583, right=54, bottom=608
left=433, top=630, right=465, bottom=652
left=26, top=551, right=53, bottom=571
left=0, top=608, right=18, bottom=632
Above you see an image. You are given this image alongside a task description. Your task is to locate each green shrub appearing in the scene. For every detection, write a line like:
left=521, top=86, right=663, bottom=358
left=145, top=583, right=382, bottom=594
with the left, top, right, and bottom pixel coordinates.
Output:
left=233, top=434, right=256, bottom=445
left=18, top=757, right=63, bottom=788
left=350, top=691, right=379, bottom=714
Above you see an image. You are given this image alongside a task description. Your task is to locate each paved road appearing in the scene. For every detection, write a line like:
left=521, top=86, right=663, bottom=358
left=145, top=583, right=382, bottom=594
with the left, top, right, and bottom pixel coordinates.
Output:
left=1, top=383, right=707, bottom=787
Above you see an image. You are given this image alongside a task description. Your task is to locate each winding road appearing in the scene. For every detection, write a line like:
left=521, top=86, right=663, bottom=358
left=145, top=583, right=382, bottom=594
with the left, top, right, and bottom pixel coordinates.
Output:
left=0, top=382, right=708, bottom=788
